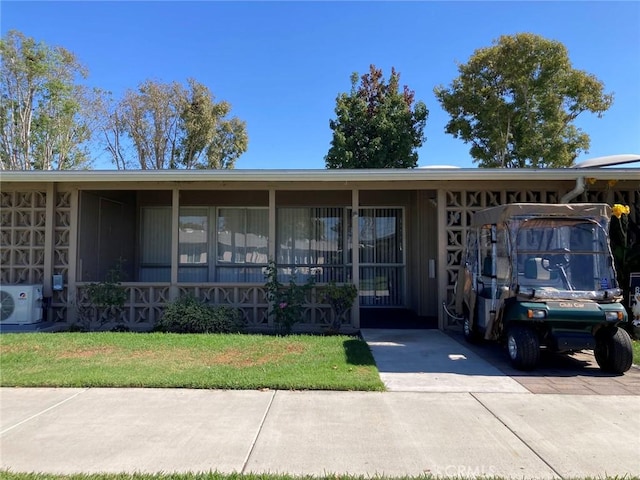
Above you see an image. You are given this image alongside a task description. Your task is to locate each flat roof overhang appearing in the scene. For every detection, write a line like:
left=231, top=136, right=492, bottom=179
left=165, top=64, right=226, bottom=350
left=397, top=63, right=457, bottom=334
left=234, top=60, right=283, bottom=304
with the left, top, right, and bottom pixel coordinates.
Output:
left=1, top=167, right=639, bottom=185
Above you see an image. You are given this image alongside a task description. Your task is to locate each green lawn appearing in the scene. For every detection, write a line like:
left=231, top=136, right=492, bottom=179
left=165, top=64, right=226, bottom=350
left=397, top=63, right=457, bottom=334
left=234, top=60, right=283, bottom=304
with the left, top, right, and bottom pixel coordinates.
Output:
left=633, top=339, right=640, bottom=366
left=0, top=332, right=385, bottom=391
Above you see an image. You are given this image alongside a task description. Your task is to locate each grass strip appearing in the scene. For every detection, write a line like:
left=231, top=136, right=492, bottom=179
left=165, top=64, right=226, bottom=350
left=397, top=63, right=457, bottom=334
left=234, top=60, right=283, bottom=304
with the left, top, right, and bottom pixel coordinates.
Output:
left=0, top=471, right=634, bottom=480
left=0, top=332, right=385, bottom=391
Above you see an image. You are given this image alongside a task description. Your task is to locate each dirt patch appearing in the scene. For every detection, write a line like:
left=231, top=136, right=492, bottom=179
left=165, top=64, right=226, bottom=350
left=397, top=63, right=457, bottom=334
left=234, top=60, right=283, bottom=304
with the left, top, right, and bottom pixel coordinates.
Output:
left=12, top=339, right=310, bottom=368
left=125, top=349, right=168, bottom=361
left=58, top=345, right=118, bottom=359
left=205, top=342, right=307, bottom=368
left=0, top=344, right=35, bottom=355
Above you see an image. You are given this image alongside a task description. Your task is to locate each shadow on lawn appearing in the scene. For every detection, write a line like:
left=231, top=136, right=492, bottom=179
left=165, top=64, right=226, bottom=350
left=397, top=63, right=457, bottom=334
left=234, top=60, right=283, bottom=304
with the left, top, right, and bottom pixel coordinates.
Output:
left=344, top=338, right=378, bottom=366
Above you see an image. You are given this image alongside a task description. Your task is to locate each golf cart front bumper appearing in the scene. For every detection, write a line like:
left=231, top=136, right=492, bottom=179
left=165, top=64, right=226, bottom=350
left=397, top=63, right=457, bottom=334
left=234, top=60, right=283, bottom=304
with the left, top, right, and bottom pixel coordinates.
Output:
left=507, top=300, right=628, bottom=352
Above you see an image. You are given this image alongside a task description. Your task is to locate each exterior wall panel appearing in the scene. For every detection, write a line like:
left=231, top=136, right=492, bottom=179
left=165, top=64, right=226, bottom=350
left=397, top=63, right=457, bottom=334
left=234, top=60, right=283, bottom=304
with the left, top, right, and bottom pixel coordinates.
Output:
left=181, top=190, right=269, bottom=206
left=52, top=190, right=72, bottom=323
left=276, top=190, right=350, bottom=206
left=0, top=190, right=47, bottom=285
left=412, top=190, right=438, bottom=317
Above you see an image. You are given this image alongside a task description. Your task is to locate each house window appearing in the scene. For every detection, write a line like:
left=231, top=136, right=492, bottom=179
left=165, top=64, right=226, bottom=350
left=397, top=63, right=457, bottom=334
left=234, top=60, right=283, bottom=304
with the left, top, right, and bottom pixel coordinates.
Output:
left=137, top=204, right=405, bottom=301
left=139, top=206, right=269, bottom=283
left=277, top=207, right=346, bottom=283
left=178, top=208, right=209, bottom=282
left=139, top=207, right=171, bottom=282
left=275, top=206, right=405, bottom=305
left=216, top=208, right=268, bottom=282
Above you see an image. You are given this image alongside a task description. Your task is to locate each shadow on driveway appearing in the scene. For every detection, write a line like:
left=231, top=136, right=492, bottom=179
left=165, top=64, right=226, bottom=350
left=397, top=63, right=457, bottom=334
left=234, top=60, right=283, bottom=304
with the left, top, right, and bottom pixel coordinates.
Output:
left=360, top=329, right=528, bottom=392
left=360, top=328, right=640, bottom=394
left=448, top=330, right=640, bottom=394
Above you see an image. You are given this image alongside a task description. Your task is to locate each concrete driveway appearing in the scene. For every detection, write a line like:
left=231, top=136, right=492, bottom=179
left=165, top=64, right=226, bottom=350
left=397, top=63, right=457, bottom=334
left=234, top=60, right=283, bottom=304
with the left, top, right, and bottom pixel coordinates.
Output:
left=360, top=328, right=640, bottom=394
left=360, top=329, right=528, bottom=392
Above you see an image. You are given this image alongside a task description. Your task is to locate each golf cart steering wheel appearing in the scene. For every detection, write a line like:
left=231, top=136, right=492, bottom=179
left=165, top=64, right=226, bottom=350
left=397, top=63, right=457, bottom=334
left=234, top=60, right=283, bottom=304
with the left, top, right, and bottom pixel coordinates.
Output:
left=541, top=248, right=571, bottom=271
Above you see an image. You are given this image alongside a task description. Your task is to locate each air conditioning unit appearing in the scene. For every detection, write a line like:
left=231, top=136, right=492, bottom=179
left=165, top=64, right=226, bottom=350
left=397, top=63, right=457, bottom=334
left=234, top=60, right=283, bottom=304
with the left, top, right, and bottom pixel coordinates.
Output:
left=0, top=285, right=43, bottom=324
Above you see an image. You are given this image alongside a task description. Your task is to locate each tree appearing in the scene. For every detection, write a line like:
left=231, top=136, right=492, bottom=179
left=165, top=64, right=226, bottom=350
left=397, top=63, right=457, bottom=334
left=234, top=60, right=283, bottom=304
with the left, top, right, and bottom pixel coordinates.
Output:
left=104, top=78, right=248, bottom=169
left=434, top=33, right=613, bottom=168
left=119, top=79, right=182, bottom=170
left=179, top=79, right=248, bottom=169
left=95, top=91, right=128, bottom=170
left=0, top=30, right=95, bottom=170
left=325, top=64, right=428, bottom=169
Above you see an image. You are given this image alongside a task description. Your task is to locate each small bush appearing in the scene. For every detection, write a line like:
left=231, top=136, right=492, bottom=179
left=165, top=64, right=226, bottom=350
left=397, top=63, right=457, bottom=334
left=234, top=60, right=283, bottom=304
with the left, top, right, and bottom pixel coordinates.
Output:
left=264, top=260, right=315, bottom=335
left=157, top=296, right=243, bottom=334
left=322, top=281, right=358, bottom=332
left=78, top=259, right=128, bottom=330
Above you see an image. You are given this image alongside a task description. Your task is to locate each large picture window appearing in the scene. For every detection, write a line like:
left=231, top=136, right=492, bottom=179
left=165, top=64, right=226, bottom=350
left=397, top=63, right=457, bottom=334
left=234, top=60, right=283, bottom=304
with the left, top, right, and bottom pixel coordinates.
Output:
left=217, top=208, right=268, bottom=282
left=138, top=204, right=405, bottom=306
left=277, top=207, right=345, bottom=283
left=178, top=208, right=209, bottom=282
left=276, top=206, right=405, bottom=306
left=139, top=206, right=268, bottom=283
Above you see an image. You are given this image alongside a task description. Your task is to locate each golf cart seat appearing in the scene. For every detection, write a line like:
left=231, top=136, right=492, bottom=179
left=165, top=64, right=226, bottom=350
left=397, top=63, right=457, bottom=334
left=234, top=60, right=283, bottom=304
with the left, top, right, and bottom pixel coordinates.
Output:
left=520, top=257, right=561, bottom=288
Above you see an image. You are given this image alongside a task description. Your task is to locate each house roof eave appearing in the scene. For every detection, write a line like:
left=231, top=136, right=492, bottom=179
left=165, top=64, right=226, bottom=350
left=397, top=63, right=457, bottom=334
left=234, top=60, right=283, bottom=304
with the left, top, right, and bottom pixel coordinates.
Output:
left=1, top=167, right=638, bottom=184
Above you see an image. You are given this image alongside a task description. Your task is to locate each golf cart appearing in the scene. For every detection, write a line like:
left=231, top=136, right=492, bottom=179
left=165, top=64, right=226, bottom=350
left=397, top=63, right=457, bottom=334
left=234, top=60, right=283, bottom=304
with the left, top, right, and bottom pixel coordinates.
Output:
left=454, top=203, right=633, bottom=373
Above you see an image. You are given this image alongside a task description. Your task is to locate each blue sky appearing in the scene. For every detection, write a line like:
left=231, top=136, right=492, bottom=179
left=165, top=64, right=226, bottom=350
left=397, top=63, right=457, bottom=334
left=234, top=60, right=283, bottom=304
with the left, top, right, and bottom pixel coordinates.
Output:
left=2, top=1, right=639, bottom=169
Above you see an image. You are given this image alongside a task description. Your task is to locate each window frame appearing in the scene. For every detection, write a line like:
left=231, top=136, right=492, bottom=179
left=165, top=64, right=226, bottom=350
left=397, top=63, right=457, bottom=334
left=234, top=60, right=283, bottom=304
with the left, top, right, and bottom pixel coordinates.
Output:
left=215, top=206, right=269, bottom=283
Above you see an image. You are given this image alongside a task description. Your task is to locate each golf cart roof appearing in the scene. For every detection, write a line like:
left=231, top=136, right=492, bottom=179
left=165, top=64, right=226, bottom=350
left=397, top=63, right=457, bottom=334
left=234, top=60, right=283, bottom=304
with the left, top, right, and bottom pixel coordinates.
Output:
left=471, top=203, right=612, bottom=228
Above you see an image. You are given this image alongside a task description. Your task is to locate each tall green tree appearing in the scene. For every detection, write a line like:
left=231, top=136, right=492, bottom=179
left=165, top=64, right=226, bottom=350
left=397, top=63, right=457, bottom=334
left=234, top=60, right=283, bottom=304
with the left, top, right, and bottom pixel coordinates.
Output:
left=434, top=33, right=613, bottom=168
left=104, top=78, right=248, bottom=169
left=0, top=30, right=94, bottom=170
left=325, top=65, right=428, bottom=169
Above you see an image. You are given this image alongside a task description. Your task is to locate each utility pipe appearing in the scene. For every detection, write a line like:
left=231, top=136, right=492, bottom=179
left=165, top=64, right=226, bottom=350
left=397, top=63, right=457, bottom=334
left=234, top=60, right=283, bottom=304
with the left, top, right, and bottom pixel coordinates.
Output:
left=560, top=176, right=585, bottom=203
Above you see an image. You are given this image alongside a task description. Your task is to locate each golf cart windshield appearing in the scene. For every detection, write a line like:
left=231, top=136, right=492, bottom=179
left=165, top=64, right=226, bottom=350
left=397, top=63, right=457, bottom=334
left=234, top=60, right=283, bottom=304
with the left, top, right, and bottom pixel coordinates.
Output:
left=514, top=218, right=620, bottom=300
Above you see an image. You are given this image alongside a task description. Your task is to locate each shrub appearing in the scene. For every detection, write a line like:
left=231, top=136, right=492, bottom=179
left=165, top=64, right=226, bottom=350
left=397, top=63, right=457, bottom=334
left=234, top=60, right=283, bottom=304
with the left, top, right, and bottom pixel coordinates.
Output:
left=322, top=281, right=358, bottom=332
left=78, top=260, right=127, bottom=330
left=157, top=295, right=243, bottom=334
left=264, top=260, right=315, bottom=335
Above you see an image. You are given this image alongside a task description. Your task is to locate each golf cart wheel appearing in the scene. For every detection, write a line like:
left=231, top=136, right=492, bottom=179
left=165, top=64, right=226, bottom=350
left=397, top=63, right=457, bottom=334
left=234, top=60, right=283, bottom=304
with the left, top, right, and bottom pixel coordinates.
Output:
left=507, top=325, right=540, bottom=370
left=594, top=327, right=633, bottom=374
left=463, top=315, right=481, bottom=343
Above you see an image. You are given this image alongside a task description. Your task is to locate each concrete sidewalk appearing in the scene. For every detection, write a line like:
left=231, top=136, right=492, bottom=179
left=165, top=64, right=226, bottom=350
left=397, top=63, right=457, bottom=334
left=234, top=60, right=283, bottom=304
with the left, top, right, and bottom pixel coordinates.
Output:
left=1, top=388, right=639, bottom=478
